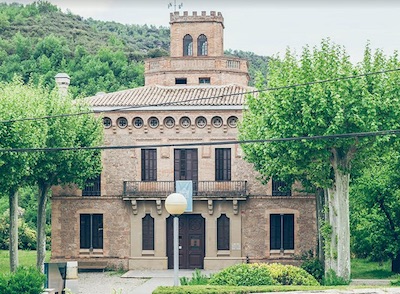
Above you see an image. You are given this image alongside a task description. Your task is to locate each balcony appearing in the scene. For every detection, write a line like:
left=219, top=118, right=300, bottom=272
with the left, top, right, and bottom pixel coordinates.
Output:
left=122, top=181, right=247, bottom=200
left=145, top=56, right=248, bottom=74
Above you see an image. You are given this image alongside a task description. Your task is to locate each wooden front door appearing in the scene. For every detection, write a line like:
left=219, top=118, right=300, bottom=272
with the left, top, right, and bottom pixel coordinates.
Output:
left=167, top=214, right=205, bottom=269
left=174, top=149, right=198, bottom=192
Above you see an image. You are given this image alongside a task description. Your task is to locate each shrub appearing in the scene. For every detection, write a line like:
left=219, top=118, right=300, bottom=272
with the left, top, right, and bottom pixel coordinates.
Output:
left=322, top=269, right=350, bottom=286
left=299, top=251, right=324, bottom=283
left=4, top=266, right=45, bottom=294
left=180, top=269, right=209, bottom=285
left=209, top=263, right=276, bottom=286
left=267, top=263, right=320, bottom=286
left=209, top=263, right=320, bottom=287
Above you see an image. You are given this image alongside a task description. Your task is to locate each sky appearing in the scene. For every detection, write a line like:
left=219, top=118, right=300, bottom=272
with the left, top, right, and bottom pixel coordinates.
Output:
left=6, top=0, right=400, bottom=62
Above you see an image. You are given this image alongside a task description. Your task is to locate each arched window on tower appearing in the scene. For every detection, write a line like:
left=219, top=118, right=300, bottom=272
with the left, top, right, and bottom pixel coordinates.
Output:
left=197, top=34, right=208, bottom=56
left=183, top=34, right=193, bottom=56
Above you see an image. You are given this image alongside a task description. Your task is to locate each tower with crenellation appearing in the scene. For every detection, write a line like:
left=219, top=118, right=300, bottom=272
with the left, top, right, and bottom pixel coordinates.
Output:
left=144, top=11, right=249, bottom=86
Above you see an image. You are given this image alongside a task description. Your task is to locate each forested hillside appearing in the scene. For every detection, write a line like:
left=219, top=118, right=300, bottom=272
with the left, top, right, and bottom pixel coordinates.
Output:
left=0, top=1, right=269, bottom=97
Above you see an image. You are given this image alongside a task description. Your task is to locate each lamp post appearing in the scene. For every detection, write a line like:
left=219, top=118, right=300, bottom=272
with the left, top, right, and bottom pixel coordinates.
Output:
left=165, top=193, right=187, bottom=286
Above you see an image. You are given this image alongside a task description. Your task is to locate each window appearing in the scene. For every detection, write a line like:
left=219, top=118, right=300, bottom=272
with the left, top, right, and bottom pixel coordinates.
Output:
left=133, top=117, right=144, bottom=129
left=217, top=214, right=230, bottom=250
left=82, top=175, right=101, bottom=196
left=141, top=149, right=157, bottom=181
left=197, top=34, right=208, bottom=56
left=180, top=116, right=191, bottom=128
left=103, top=117, right=112, bottom=129
left=199, top=78, right=210, bottom=84
left=142, top=214, right=154, bottom=250
left=272, top=179, right=292, bottom=196
left=270, top=214, right=294, bottom=251
left=117, top=117, right=128, bottom=128
left=227, top=116, right=238, bottom=128
left=80, top=214, right=103, bottom=249
left=175, top=78, right=187, bottom=85
left=183, top=34, right=193, bottom=56
left=211, top=116, right=223, bottom=128
left=164, top=117, right=175, bottom=128
left=148, top=117, right=159, bottom=128
left=195, top=116, right=207, bottom=128
left=215, top=148, right=231, bottom=181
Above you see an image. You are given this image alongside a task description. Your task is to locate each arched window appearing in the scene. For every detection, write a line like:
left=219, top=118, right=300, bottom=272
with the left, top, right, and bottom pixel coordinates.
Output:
left=197, top=34, right=208, bottom=56
left=217, top=214, right=230, bottom=250
left=183, top=34, right=193, bottom=56
left=142, top=214, right=154, bottom=250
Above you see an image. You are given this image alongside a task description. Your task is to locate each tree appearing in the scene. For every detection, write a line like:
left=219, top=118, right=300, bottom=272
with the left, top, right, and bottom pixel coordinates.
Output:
left=0, top=78, right=48, bottom=271
left=29, top=86, right=103, bottom=272
left=239, top=40, right=400, bottom=280
left=351, top=147, right=400, bottom=272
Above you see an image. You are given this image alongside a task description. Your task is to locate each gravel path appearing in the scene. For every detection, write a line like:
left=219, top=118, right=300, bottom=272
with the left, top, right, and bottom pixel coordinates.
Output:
left=78, top=272, right=147, bottom=294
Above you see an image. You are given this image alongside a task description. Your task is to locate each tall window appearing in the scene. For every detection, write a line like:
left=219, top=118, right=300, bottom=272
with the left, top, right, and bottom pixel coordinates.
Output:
left=217, top=214, right=230, bottom=250
left=183, top=34, right=193, bottom=56
left=215, top=148, right=231, bottom=181
left=82, top=175, right=101, bottom=196
left=141, top=149, right=157, bottom=181
left=80, top=214, right=103, bottom=249
left=270, top=214, right=294, bottom=251
left=272, top=178, right=291, bottom=196
left=197, top=34, right=208, bottom=56
left=142, top=214, right=154, bottom=250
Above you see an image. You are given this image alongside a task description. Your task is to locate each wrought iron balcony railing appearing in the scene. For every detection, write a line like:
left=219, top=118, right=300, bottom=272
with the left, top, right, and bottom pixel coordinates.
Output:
left=123, top=181, right=247, bottom=198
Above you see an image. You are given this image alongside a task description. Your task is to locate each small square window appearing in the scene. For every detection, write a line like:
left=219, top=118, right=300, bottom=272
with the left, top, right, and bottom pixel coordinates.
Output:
left=175, top=78, right=187, bottom=85
left=199, top=78, right=210, bottom=84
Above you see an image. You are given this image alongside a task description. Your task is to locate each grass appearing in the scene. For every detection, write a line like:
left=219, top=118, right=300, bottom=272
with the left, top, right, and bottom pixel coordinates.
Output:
left=153, top=285, right=373, bottom=294
left=351, top=258, right=400, bottom=279
left=0, top=250, right=50, bottom=274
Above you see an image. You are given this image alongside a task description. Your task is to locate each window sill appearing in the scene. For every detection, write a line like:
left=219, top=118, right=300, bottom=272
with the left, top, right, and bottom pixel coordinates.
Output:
left=142, top=250, right=155, bottom=256
left=270, top=249, right=294, bottom=257
left=79, top=249, right=104, bottom=255
left=217, top=250, right=230, bottom=256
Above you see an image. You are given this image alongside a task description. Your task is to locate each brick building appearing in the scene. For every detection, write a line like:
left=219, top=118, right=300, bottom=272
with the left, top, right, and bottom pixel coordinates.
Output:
left=51, top=11, right=317, bottom=270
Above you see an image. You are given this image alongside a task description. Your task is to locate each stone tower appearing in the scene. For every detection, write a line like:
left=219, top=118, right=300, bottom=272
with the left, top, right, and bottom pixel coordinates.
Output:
left=144, top=11, right=249, bottom=86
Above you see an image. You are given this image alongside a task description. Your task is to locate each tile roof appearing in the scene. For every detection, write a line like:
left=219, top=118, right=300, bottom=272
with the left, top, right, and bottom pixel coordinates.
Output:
left=87, top=84, right=256, bottom=107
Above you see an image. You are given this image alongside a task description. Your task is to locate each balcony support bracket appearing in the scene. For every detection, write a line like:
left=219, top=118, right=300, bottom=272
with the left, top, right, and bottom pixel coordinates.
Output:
left=233, top=199, right=238, bottom=215
left=208, top=199, right=213, bottom=215
left=156, top=199, right=162, bottom=215
left=131, top=200, right=138, bottom=215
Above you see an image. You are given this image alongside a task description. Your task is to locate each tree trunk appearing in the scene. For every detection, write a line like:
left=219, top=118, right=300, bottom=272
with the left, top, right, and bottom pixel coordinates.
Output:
left=9, top=189, right=19, bottom=272
left=392, top=253, right=400, bottom=273
left=37, top=184, right=49, bottom=273
left=316, top=188, right=325, bottom=264
left=325, top=164, right=351, bottom=281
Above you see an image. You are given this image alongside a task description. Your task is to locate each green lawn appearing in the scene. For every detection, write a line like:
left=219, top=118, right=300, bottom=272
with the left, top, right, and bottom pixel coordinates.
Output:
left=0, top=250, right=50, bottom=274
left=351, top=258, right=400, bottom=279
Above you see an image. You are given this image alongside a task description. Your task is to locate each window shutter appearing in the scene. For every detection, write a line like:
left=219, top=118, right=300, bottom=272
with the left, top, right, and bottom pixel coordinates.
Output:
left=80, top=214, right=90, bottom=249
left=92, top=214, right=103, bottom=249
left=283, top=214, right=294, bottom=250
left=142, top=214, right=154, bottom=250
left=270, top=214, right=281, bottom=250
left=217, top=214, right=230, bottom=250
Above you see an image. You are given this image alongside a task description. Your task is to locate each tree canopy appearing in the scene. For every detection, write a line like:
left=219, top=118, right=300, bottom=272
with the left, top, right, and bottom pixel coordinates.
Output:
left=0, top=78, right=48, bottom=271
left=239, top=40, right=400, bottom=279
left=351, top=146, right=400, bottom=272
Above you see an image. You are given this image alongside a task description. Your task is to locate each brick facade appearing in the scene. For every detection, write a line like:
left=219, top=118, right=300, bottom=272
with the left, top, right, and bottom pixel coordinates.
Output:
left=51, top=10, right=317, bottom=270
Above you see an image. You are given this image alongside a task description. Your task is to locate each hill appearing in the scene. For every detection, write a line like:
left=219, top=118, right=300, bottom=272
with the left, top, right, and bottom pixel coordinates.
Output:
left=0, top=1, right=269, bottom=97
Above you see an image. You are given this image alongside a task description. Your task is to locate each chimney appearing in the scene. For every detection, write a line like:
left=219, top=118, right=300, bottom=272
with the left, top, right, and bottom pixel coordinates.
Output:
left=55, top=73, right=70, bottom=96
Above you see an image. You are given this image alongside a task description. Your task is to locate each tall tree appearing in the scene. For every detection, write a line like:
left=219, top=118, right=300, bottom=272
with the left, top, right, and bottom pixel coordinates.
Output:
left=0, top=78, right=47, bottom=271
left=351, top=147, right=400, bottom=272
left=29, top=86, right=103, bottom=272
left=239, top=40, right=400, bottom=280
